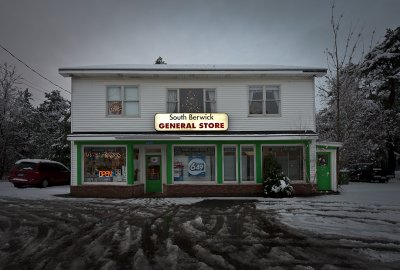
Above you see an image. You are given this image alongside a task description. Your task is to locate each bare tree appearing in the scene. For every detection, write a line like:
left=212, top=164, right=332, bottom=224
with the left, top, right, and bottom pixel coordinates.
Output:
left=0, top=63, right=21, bottom=179
left=324, top=3, right=362, bottom=143
left=320, top=3, right=363, bottom=167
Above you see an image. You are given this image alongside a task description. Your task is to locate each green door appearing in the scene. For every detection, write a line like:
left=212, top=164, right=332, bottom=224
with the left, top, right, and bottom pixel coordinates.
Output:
left=317, top=152, right=331, bottom=191
left=145, top=155, right=162, bottom=193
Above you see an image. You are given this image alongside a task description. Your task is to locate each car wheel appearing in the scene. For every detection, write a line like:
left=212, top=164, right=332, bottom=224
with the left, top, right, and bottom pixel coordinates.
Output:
left=41, top=179, right=49, bottom=188
left=13, top=183, right=23, bottom=188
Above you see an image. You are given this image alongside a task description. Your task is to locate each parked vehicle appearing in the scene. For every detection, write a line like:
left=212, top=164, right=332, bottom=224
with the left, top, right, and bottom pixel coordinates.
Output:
left=8, top=159, right=70, bottom=188
left=347, top=163, right=389, bottom=183
left=372, top=168, right=389, bottom=183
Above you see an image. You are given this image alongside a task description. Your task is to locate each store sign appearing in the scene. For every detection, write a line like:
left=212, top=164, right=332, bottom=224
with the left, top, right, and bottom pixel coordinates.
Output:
left=98, top=170, right=113, bottom=177
left=188, top=156, right=206, bottom=176
left=155, top=113, right=228, bottom=131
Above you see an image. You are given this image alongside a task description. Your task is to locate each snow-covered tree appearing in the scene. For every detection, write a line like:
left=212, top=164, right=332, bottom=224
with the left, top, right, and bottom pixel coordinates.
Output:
left=360, top=27, right=400, bottom=173
left=317, top=4, right=366, bottom=169
left=13, top=89, right=38, bottom=159
left=318, top=63, right=387, bottom=166
left=0, top=63, right=72, bottom=178
left=0, top=63, right=22, bottom=179
left=155, top=57, right=167, bottom=64
left=34, top=90, right=71, bottom=167
left=319, top=25, right=400, bottom=170
left=263, top=155, right=294, bottom=197
left=322, top=4, right=362, bottom=144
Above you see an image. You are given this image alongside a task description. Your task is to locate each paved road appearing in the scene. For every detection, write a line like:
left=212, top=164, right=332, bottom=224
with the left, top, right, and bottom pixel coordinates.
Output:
left=1, top=197, right=399, bottom=270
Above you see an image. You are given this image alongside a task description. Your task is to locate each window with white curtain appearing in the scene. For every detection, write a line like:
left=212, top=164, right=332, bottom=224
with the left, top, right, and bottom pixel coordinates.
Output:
left=241, top=145, right=255, bottom=182
left=249, top=85, right=280, bottom=115
left=167, top=89, right=216, bottom=113
left=223, top=146, right=237, bottom=182
left=107, top=86, right=139, bottom=116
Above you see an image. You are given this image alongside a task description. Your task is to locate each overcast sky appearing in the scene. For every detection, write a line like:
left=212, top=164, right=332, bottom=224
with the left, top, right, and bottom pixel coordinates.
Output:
left=0, top=0, right=399, bottom=105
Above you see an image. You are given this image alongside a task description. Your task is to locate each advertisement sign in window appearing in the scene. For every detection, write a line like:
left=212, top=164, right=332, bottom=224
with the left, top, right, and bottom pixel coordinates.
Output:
left=188, top=156, right=206, bottom=177
left=83, top=147, right=126, bottom=183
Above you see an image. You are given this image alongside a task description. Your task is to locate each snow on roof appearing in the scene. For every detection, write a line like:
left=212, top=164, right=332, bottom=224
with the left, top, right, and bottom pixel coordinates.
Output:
left=60, top=64, right=325, bottom=71
left=317, top=142, right=343, bottom=148
left=59, top=64, right=327, bottom=77
left=15, top=159, right=64, bottom=165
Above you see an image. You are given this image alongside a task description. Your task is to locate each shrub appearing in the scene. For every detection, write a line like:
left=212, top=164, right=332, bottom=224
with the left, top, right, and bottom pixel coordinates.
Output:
left=263, top=155, right=294, bottom=197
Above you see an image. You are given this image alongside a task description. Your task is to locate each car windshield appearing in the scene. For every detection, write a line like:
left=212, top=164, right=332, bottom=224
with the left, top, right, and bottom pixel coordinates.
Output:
left=14, top=162, right=36, bottom=170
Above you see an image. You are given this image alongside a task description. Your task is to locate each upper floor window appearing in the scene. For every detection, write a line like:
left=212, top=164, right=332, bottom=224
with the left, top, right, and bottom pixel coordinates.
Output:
left=167, top=88, right=216, bottom=113
left=107, top=86, right=139, bottom=116
left=249, top=85, right=280, bottom=115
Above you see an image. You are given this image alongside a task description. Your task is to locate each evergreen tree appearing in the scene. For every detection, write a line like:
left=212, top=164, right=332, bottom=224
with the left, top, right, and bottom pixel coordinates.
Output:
left=360, top=27, right=400, bottom=173
left=155, top=57, right=167, bottom=64
left=263, top=155, right=294, bottom=197
left=317, top=63, right=387, bottom=166
left=0, top=63, right=72, bottom=178
left=34, top=90, right=71, bottom=166
left=13, top=89, right=37, bottom=159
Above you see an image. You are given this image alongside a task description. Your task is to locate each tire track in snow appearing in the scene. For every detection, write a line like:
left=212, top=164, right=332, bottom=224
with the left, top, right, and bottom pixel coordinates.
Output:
left=0, top=198, right=399, bottom=269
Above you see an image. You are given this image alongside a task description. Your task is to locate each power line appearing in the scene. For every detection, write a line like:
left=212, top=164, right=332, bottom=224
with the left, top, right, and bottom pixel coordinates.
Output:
left=17, top=80, right=46, bottom=95
left=1, top=65, right=63, bottom=96
left=0, top=42, right=71, bottom=94
left=16, top=82, right=47, bottom=102
left=21, top=78, right=50, bottom=95
left=0, top=66, right=45, bottom=103
left=0, top=66, right=65, bottom=103
left=11, top=82, right=46, bottom=103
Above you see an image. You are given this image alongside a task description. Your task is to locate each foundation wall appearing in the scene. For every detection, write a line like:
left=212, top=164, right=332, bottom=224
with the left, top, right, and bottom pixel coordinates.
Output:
left=70, top=183, right=318, bottom=198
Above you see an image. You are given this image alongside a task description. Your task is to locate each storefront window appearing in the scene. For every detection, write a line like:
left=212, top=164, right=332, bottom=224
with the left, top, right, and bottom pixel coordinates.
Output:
left=241, top=146, right=255, bottom=181
left=223, top=146, right=237, bottom=181
left=173, top=146, right=215, bottom=182
left=83, top=146, right=127, bottom=183
left=133, top=147, right=140, bottom=182
left=263, top=146, right=304, bottom=181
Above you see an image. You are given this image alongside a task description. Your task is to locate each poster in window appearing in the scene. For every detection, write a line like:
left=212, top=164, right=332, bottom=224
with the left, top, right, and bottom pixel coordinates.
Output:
left=108, top=101, right=122, bottom=115
left=174, top=162, right=184, bottom=181
left=188, top=156, right=206, bottom=177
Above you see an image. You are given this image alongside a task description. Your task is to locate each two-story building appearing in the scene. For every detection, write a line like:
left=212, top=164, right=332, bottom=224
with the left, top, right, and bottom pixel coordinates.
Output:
left=59, top=64, right=339, bottom=198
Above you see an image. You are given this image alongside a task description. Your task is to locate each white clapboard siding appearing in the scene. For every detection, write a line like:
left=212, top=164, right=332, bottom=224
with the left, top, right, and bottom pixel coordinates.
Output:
left=71, top=77, right=315, bottom=133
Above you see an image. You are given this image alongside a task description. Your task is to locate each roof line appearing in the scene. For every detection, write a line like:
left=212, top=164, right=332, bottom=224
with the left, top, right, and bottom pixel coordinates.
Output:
left=59, top=68, right=326, bottom=72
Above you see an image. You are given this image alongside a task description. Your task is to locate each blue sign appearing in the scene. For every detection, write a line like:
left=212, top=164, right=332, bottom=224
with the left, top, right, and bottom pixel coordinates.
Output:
left=188, top=156, right=206, bottom=177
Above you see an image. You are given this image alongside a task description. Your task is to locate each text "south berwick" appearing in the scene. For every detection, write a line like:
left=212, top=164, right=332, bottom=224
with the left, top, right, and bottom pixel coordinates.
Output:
left=169, top=113, right=214, bottom=120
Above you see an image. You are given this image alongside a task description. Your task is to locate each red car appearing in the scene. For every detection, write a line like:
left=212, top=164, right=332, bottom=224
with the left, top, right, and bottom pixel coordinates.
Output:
left=8, top=159, right=70, bottom=188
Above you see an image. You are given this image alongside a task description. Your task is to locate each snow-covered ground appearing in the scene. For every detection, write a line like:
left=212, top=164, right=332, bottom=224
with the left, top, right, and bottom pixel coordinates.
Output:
left=0, top=180, right=399, bottom=269
left=0, top=181, right=71, bottom=200
left=0, top=181, right=205, bottom=205
left=258, top=180, right=399, bottom=266
left=1, top=180, right=399, bottom=203
left=256, top=181, right=400, bottom=265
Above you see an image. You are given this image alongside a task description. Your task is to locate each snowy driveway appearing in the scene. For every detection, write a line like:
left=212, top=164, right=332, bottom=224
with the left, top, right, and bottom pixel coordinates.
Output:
left=258, top=182, right=400, bottom=241
left=0, top=181, right=399, bottom=269
left=257, top=182, right=400, bottom=267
